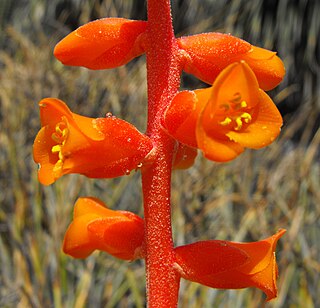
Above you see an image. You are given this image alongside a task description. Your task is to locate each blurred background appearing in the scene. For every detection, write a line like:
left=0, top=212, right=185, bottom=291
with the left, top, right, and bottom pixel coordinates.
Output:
left=0, top=0, right=319, bottom=307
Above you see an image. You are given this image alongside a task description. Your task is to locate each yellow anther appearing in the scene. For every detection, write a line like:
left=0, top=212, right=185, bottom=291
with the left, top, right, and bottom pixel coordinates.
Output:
left=52, top=145, right=62, bottom=153
left=240, top=112, right=252, bottom=123
left=240, top=101, right=247, bottom=108
left=233, top=112, right=252, bottom=131
left=234, top=117, right=243, bottom=130
left=220, top=117, right=232, bottom=126
left=62, top=128, right=68, bottom=138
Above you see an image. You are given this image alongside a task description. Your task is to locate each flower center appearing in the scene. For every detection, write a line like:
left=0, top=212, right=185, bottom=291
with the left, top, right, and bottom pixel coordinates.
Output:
left=218, top=93, right=252, bottom=131
left=51, top=118, right=69, bottom=177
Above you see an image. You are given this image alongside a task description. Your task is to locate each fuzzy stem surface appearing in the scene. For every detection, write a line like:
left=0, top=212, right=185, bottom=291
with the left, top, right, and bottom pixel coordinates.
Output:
left=142, top=0, right=182, bottom=306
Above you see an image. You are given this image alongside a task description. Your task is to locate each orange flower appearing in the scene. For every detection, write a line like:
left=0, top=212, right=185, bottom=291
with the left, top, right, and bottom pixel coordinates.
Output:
left=54, top=18, right=147, bottom=69
left=163, top=61, right=283, bottom=162
left=178, top=33, right=285, bottom=91
left=33, top=98, right=152, bottom=185
left=63, top=197, right=144, bottom=260
left=174, top=229, right=286, bottom=301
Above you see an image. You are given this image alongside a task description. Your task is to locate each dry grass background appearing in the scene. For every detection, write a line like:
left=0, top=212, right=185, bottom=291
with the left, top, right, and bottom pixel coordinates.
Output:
left=0, top=0, right=319, bottom=307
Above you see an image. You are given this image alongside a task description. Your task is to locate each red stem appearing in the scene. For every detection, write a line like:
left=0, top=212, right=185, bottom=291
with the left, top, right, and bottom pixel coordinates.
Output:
left=141, top=0, right=183, bottom=306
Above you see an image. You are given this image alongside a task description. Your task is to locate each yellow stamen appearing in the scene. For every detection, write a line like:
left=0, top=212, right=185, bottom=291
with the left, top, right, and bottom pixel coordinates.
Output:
left=52, top=145, right=62, bottom=153
left=240, top=100, right=247, bottom=108
left=234, top=112, right=252, bottom=131
left=50, top=120, right=69, bottom=177
left=241, top=112, right=252, bottom=123
left=62, top=128, right=68, bottom=138
left=234, top=117, right=243, bottom=130
left=220, top=117, right=232, bottom=126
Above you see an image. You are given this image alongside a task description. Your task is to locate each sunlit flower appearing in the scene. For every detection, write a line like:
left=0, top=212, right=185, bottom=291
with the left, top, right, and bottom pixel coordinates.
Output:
left=63, top=197, right=144, bottom=260
left=33, top=98, right=153, bottom=185
left=54, top=18, right=147, bottom=69
left=163, top=61, right=283, bottom=162
left=174, top=229, right=286, bottom=301
left=178, top=32, right=285, bottom=91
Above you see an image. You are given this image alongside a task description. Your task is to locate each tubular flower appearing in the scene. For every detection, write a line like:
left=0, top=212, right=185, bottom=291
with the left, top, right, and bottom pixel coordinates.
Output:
left=54, top=18, right=147, bottom=69
left=63, top=197, right=144, bottom=260
left=178, top=32, right=285, bottom=91
left=174, top=229, right=286, bottom=301
left=33, top=98, right=153, bottom=185
left=163, top=61, right=283, bottom=162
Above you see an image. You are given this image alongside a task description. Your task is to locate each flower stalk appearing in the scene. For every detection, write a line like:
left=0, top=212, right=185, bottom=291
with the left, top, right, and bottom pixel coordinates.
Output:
left=142, top=0, right=182, bottom=305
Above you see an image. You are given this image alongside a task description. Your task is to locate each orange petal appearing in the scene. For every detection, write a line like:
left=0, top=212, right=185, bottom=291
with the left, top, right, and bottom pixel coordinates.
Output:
left=54, top=18, right=147, bottom=69
left=163, top=89, right=209, bottom=148
left=226, top=90, right=283, bottom=149
left=73, top=197, right=118, bottom=218
left=63, top=213, right=98, bottom=258
left=207, top=61, right=261, bottom=112
left=196, top=125, right=244, bottom=162
left=38, top=98, right=72, bottom=127
left=33, top=125, right=59, bottom=185
left=178, top=33, right=251, bottom=85
left=243, top=46, right=286, bottom=91
left=88, top=213, right=144, bottom=260
left=175, top=240, right=249, bottom=278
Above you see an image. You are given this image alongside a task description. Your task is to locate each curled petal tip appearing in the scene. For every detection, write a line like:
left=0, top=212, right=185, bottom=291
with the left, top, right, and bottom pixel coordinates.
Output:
left=243, top=47, right=285, bottom=91
left=175, top=229, right=285, bottom=301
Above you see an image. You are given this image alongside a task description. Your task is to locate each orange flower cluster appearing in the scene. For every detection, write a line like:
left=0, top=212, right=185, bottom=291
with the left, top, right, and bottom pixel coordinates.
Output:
left=33, top=17, right=286, bottom=302
left=53, top=18, right=284, bottom=164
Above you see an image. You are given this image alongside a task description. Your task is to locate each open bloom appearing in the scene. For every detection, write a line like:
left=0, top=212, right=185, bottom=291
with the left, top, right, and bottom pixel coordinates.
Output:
left=178, top=33, right=285, bottom=91
left=63, top=197, right=144, bottom=260
left=163, top=61, right=283, bottom=162
left=174, top=229, right=286, bottom=301
left=33, top=98, right=153, bottom=185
